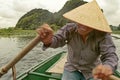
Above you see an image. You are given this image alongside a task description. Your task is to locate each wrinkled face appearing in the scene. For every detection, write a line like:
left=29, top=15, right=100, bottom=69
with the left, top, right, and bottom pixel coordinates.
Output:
left=77, top=24, right=93, bottom=36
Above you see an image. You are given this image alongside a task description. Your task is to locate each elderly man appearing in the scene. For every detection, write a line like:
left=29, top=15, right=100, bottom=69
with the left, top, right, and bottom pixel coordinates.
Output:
left=36, top=0, right=118, bottom=80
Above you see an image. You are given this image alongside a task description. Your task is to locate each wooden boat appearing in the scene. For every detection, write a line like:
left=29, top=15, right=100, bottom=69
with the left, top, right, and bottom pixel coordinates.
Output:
left=16, top=51, right=120, bottom=80
left=17, top=51, right=66, bottom=80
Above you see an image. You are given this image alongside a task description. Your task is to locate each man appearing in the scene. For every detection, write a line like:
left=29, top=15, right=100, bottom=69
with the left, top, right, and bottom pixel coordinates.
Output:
left=36, top=0, right=118, bottom=80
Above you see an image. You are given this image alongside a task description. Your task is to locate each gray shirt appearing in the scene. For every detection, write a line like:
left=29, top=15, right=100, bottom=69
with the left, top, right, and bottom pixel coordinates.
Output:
left=44, top=23, right=118, bottom=79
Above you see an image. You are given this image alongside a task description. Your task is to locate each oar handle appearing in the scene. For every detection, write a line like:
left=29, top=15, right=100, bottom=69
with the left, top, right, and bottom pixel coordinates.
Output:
left=0, top=35, right=41, bottom=77
left=109, top=75, right=120, bottom=80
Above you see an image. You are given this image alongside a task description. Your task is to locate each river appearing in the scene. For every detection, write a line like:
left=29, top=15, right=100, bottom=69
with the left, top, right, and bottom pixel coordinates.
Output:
left=0, top=35, right=120, bottom=80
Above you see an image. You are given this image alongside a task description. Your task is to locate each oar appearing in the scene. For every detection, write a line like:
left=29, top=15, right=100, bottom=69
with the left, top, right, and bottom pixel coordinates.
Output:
left=0, top=35, right=41, bottom=77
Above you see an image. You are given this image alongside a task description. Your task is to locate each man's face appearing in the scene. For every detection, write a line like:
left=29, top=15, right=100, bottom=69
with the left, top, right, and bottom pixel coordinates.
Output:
left=77, top=24, right=93, bottom=35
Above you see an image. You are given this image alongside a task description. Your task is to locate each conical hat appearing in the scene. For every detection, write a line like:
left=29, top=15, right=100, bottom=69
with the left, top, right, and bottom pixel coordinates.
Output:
left=63, top=0, right=112, bottom=33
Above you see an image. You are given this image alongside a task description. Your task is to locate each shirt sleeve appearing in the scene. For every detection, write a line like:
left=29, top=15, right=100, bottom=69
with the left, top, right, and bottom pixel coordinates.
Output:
left=42, top=23, right=76, bottom=50
left=99, top=33, right=119, bottom=71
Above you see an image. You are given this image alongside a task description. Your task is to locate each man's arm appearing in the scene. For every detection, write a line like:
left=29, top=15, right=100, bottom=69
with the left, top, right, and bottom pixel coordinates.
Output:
left=99, top=33, right=118, bottom=71
left=36, top=23, right=76, bottom=50
left=93, top=33, right=119, bottom=80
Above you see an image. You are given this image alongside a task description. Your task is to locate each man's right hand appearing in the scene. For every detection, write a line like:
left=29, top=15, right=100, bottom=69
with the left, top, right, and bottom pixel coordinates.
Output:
left=36, top=24, right=54, bottom=46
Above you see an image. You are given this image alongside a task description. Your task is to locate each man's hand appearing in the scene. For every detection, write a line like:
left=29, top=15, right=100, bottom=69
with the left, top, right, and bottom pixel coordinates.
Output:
left=92, top=64, right=113, bottom=80
left=36, top=24, right=53, bottom=46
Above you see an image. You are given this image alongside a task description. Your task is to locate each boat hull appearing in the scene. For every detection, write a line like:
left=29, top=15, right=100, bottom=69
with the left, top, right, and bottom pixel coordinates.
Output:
left=17, top=51, right=65, bottom=80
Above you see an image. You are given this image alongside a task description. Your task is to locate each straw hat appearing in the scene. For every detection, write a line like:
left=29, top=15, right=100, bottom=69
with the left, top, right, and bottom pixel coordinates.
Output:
left=63, top=0, right=112, bottom=33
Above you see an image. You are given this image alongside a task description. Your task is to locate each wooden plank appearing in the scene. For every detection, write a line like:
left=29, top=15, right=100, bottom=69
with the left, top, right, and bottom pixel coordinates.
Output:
left=48, top=55, right=67, bottom=73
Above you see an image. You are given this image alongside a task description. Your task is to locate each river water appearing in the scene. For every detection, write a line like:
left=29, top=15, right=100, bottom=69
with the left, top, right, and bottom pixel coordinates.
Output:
left=0, top=35, right=120, bottom=80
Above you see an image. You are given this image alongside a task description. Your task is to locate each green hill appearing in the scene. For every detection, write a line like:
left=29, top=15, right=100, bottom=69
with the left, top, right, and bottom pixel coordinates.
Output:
left=15, top=0, right=87, bottom=30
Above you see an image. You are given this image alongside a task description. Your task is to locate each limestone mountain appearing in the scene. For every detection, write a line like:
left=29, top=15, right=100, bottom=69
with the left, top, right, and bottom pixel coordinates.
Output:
left=15, top=0, right=87, bottom=30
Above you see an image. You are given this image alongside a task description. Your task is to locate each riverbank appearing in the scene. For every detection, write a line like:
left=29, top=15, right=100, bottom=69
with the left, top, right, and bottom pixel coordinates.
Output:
left=0, top=28, right=120, bottom=36
left=113, top=31, right=120, bottom=34
left=0, top=29, right=37, bottom=37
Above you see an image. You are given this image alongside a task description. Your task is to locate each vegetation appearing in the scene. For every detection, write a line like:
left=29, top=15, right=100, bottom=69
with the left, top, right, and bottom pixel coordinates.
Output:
left=16, top=9, right=54, bottom=30
left=113, top=31, right=120, bottom=34
left=110, top=25, right=120, bottom=31
left=0, top=24, right=60, bottom=36
left=110, top=24, right=120, bottom=34
left=1, top=27, right=120, bottom=37
left=0, top=27, right=36, bottom=36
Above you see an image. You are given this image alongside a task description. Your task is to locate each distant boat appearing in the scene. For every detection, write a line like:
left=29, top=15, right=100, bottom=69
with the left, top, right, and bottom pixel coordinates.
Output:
left=16, top=51, right=120, bottom=80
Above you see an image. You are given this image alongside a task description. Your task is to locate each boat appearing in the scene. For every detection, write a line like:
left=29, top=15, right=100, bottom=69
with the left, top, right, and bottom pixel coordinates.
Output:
left=17, top=51, right=66, bottom=80
left=16, top=51, right=120, bottom=80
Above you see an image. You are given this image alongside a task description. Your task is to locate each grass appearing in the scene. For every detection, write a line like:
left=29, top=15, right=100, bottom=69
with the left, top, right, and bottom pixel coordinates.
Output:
left=0, top=28, right=37, bottom=37
left=112, top=31, right=120, bottom=34
left=0, top=28, right=120, bottom=37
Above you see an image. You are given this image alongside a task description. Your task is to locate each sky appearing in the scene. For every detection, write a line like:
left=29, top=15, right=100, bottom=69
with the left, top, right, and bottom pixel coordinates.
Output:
left=0, top=0, right=120, bottom=28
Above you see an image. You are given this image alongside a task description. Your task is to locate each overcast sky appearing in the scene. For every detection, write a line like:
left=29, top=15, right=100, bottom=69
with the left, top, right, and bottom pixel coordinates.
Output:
left=0, top=0, right=120, bottom=28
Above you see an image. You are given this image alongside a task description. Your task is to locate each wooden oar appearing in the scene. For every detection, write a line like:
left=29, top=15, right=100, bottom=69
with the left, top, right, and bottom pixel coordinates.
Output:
left=0, top=35, right=41, bottom=77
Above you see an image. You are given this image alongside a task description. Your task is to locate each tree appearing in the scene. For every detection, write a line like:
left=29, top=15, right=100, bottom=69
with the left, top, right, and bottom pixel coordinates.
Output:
left=117, top=24, right=120, bottom=30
